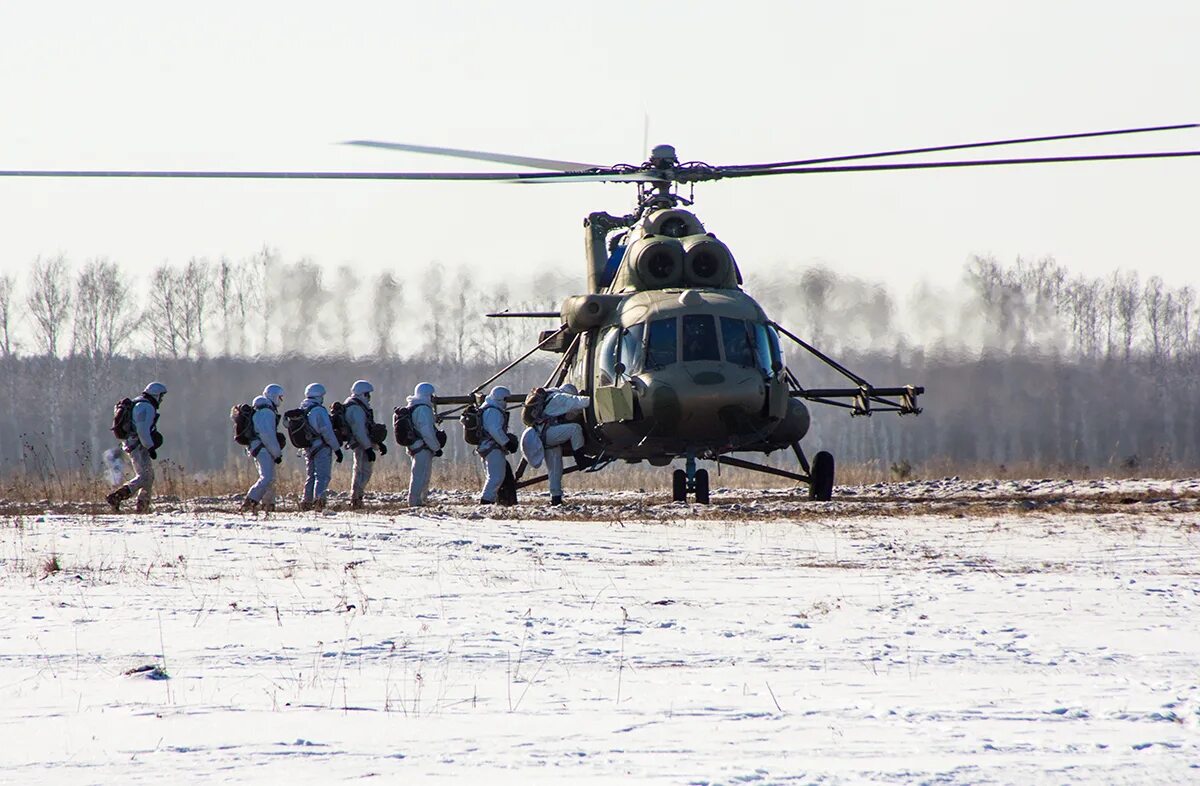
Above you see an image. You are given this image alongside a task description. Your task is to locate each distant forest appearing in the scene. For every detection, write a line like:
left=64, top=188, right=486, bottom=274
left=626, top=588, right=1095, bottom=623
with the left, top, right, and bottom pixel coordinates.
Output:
left=1, top=249, right=1198, bottom=479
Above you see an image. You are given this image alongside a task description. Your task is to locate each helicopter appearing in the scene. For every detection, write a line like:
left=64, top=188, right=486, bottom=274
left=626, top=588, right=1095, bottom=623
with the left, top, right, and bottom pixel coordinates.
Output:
left=4, top=123, right=1199, bottom=502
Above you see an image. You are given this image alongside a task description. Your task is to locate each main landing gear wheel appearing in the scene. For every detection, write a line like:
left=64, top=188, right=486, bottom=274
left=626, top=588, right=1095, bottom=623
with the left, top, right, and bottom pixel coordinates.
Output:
left=694, top=468, right=710, bottom=504
left=809, top=450, right=835, bottom=501
left=672, top=469, right=687, bottom=502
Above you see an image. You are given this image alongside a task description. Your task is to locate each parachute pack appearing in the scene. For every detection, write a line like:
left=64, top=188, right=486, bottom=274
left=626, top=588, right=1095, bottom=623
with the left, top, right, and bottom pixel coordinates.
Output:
left=111, top=397, right=135, bottom=440
left=230, top=403, right=256, bottom=446
left=393, top=404, right=425, bottom=447
left=329, top=401, right=351, bottom=445
left=459, top=405, right=482, bottom=445
left=522, top=387, right=549, bottom=427
left=284, top=408, right=314, bottom=449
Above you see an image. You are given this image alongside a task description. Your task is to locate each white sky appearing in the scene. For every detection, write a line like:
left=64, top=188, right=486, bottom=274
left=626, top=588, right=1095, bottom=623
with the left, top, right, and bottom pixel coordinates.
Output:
left=1, top=1, right=1198, bottom=297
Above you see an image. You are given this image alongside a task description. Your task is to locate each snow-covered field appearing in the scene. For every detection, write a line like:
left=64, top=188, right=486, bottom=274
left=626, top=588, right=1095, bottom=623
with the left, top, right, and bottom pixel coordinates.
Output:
left=2, top=480, right=1198, bottom=784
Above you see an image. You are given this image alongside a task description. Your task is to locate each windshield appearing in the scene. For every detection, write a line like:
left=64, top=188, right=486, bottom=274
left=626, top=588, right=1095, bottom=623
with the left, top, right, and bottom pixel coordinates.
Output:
left=645, top=317, right=678, bottom=370
left=720, top=317, right=755, bottom=368
left=596, top=325, right=621, bottom=386
left=682, top=314, right=720, bottom=362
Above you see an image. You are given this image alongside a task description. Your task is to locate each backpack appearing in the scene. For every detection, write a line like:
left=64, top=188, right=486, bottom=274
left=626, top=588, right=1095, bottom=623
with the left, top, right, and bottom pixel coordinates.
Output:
left=111, top=397, right=135, bottom=440
left=329, top=401, right=351, bottom=445
left=393, top=404, right=425, bottom=447
left=230, top=403, right=256, bottom=446
left=284, top=407, right=314, bottom=448
left=460, top=405, right=482, bottom=446
left=522, top=387, right=550, bottom=427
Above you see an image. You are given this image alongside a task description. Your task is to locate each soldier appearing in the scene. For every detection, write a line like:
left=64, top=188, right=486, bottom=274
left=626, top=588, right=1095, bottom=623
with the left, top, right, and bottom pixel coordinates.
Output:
left=300, top=383, right=342, bottom=511
left=106, top=381, right=167, bottom=513
left=477, top=385, right=517, bottom=505
left=405, top=382, right=443, bottom=507
left=241, top=383, right=285, bottom=513
left=540, top=383, right=593, bottom=505
left=343, top=379, right=387, bottom=510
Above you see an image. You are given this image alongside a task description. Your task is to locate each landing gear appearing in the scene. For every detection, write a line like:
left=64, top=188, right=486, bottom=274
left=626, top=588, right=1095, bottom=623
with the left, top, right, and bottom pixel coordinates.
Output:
left=672, top=469, right=687, bottom=502
left=671, top=455, right=711, bottom=504
left=809, top=450, right=835, bottom=501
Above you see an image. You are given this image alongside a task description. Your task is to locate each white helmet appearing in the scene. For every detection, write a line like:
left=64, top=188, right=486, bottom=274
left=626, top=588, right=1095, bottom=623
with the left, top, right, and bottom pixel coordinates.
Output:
left=489, top=385, right=510, bottom=403
left=351, top=379, right=374, bottom=398
left=144, top=381, right=168, bottom=402
left=305, top=383, right=326, bottom=400
left=415, top=382, right=436, bottom=399
left=263, top=383, right=285, bottom=407
left=560, top=383, right=579, bottom=396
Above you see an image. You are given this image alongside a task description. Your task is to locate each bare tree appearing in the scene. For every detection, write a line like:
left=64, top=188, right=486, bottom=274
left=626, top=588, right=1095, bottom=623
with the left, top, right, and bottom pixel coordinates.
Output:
left=370, top=272, right=401, bottom=357
left=144, top=263, right=184, bottom=358
left=0, top=272, right=18, bottom=357
left=175, top=258, right=214, bottom=357
left=1113, top=271, right=1140, bottom=361
left=72, top=258, right=136, bottom=361
left=26, top=255, right=73, bottom=357
left=420, top=264, right=446, bottom=360
left=330, top=264, right=360, bottom=355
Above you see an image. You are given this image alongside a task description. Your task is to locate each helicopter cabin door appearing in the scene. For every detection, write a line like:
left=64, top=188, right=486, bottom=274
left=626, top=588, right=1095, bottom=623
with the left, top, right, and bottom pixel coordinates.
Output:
left=592, top=324, right=640, bottom=424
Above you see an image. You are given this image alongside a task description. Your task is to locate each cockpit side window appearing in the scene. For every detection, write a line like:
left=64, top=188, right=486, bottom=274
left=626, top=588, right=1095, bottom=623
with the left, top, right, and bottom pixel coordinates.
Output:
left=620, top=322, right=645, bottom=375
left=681, top=314, right=720, bottom=362
left=753, top=322, right=782, bottom=376
left=596, top=325, right=621, bottom=387
left=645, top=317, right=678, bottom=370
left=720, top=317, right=755, bottom=368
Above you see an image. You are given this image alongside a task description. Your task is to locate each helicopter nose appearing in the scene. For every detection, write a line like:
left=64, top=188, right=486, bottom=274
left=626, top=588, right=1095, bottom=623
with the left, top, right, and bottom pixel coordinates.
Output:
left=638, top=363, right=767, bottom=440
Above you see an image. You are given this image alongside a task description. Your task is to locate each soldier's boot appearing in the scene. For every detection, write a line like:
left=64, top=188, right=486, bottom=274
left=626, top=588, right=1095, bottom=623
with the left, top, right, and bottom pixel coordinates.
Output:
left=240, top=496, right=259, bottom=514
left=350, top=494, right=365, bottom=510
left=299, top=500, right=314, bottom=512
left=105, top=486, right=133, bottom=512
left=261, top=498, right=275, bottom=515
left=479, top=498, right=495, bottom=505
left=550, top=495, right=563, bottom=506
left=314, top=497, right=327, bottom=512
left=134, top=497, right=151, bottom=514
left=572, top=449, right=594, bottom=470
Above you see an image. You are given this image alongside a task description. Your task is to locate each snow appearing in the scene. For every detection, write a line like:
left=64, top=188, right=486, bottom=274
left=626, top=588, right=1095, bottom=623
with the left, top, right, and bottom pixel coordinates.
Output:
left=2, top=480, right=1198, bottom=783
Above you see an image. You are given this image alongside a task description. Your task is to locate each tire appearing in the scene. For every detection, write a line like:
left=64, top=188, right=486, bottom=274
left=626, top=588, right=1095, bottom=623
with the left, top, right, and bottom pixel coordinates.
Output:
left=809, top=450, right=835, bottom=501
left=694, top=468, right=710, bottom=504
left=672, top=469, right=687, bottom=502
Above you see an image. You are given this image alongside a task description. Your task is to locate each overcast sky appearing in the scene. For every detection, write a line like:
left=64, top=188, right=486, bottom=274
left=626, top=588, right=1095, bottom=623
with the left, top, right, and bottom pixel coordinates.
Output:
left=1, top=1, right=1198, bottom=296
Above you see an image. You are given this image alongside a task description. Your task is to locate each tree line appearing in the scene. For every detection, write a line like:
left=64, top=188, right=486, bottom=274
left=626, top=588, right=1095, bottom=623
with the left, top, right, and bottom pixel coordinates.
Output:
left=1, top=249, right=1198, bottom=480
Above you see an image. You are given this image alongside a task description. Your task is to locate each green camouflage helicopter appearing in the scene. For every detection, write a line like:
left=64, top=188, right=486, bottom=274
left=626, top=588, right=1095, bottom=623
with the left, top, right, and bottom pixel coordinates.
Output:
left=5, top=124, right=1199, bottom=501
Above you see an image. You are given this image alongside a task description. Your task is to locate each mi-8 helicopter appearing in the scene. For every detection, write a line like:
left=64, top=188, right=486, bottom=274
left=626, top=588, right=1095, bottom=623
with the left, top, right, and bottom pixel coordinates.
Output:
left=4, top=124, right=1199, bottom=502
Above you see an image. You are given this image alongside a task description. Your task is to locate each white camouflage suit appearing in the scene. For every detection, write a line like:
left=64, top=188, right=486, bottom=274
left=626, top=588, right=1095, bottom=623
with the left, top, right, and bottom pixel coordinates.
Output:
left=122, top=395, right=160, bottom=507
left=343, top=383, right=384, bottom=506
left=406, top=383, right=442, bottom=506
left=246, top=395, right=283, bottom=506
left=478, top=386, right=512, bottom=504
left=541, top=386, right=591, bottom=498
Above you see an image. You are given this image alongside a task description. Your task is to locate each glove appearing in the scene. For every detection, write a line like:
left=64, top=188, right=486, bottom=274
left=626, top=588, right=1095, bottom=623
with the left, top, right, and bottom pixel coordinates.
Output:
left=365, top=448, right=376, bottom=462
left=436, top=430, right=448, bottom=447
left=378, top=443, right=388, bottom=456
left=335, top=449, right=344, bottom=463
left=434, top=449, right=443, bottom=457
left=274, top=456, right=282, bottom=465
left=148, top=449, right=158, bottom=460
left=505, top=434, right=519, bottom=454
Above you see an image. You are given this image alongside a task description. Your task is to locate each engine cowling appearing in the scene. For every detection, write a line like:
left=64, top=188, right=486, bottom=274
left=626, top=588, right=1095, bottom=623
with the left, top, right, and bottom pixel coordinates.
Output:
left=561, top=294, right=623, bottom=331
left=681, top=234, right=737, bottom=288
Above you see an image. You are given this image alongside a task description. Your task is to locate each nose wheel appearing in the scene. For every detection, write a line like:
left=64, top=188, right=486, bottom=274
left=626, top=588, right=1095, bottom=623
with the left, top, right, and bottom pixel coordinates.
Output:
left=671, top=456, right=710, bottom=503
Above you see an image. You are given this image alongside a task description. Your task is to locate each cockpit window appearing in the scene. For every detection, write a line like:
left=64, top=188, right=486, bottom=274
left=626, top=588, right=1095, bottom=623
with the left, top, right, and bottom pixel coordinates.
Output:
left=720, top=317, right=755, bottom=368
left=645, top=317, right=678, bottom=370
left=753, top=322, right=784, bottom=376
left=682, top=314, right=720, bottom=362
left=596, top=325, right=621, bottom=386
left=620, top=322, right=645, bottom=375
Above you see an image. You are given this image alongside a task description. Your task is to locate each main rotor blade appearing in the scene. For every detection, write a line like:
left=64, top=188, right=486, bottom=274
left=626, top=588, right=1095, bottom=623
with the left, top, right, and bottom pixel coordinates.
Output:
left=0, top=168, right=657, bottom=183
left=714, top=150, right=1200, bottom=178
left=345, top=140, right=601, bottom=172
left=735, top=123, right=1200, bottom=170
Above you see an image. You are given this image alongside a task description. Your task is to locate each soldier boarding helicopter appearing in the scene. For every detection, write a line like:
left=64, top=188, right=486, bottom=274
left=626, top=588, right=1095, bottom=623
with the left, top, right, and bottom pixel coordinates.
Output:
left=4, top=123, right=1199, bottom=502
